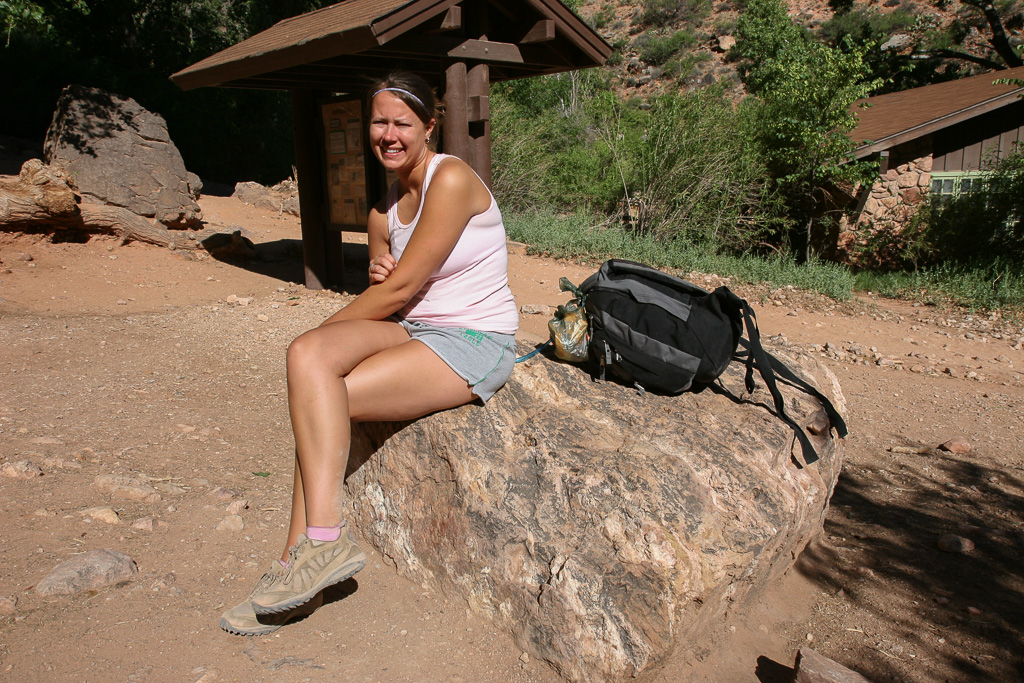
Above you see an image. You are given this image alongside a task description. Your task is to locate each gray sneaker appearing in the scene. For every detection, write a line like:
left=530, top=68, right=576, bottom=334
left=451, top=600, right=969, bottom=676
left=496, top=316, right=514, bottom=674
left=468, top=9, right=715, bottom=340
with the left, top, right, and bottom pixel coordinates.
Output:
left=251, top=531, right=366, bottom=615
left=219, top=562, right=324, bottom=636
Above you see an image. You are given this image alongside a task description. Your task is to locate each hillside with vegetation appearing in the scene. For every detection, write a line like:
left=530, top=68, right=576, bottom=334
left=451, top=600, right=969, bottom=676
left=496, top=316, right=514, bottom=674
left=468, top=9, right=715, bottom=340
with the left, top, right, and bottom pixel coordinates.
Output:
left=490, top=0, right=1022, bottom=309
left=2, top=0, right=1023, bottom=310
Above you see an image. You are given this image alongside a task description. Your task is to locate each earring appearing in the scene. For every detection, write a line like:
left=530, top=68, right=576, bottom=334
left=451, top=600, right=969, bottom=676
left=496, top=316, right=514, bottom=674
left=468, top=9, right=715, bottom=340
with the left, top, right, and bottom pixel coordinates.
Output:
left=425, top=136, right=431, bottom=143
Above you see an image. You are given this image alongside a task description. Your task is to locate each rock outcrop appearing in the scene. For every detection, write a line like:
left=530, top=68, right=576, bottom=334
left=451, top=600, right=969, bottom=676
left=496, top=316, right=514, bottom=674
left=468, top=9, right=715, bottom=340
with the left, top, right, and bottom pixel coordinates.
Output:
left=347, top=342, right=846, bottom=681
left=232, top=180, right=300, bottom=217
left=43, top=84, right=202, bottom=229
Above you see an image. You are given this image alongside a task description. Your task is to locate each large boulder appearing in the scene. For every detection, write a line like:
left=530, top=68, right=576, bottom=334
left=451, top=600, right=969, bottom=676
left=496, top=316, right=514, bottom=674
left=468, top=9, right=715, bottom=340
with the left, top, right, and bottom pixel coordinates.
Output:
left=347, top=343, right=845, bottom=681
left=43, top=84, right=202, bottom=229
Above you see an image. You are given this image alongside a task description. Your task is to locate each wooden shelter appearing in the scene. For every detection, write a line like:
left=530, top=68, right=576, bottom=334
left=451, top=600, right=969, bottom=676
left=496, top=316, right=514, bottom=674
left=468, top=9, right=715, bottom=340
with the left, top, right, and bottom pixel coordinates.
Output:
left=171, top=0, right=610, bottom=289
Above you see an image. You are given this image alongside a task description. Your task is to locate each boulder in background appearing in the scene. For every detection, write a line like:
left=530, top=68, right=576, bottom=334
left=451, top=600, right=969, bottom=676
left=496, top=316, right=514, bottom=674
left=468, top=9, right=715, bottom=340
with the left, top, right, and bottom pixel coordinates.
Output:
left=43, top=84, right=202, bottom=229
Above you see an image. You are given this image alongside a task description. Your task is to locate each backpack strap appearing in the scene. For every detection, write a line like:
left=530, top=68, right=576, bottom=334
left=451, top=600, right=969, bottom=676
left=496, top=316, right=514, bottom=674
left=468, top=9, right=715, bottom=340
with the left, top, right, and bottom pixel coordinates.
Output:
left=736, top=302, right=847, bottom=468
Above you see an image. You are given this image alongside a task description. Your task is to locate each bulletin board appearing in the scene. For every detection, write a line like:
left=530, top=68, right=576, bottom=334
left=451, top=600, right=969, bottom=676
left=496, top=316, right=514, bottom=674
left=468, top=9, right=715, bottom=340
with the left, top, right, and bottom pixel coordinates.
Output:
left=321, top=98, right=373, bottom=230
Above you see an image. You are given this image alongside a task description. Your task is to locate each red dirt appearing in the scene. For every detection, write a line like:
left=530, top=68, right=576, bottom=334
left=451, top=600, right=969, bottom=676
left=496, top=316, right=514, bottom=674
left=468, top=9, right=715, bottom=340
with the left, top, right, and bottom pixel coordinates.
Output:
left=1, top=195, right=1021, bottom=681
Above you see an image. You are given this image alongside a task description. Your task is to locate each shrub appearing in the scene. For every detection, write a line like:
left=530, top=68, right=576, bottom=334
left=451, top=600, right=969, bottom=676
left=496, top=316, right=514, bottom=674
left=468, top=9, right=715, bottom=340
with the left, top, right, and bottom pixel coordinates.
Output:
left=819, top=7, right=916, bottom=45
left=587, top=89, right=783, bottom=251
left=505, top=210, right=855, bottom=300
left=639, top=0, right=711, bottom=28
left=920, top=152, right=1024, bottom=265
left=633, top=29, right=697, bottom=65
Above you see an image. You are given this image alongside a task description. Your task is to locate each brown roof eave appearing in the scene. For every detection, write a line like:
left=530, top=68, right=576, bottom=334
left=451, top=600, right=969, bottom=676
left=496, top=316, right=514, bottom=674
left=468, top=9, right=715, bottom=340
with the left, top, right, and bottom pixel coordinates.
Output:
left=854, top=87, right=1024, bottom=159
left=522, top=0, right=612, bottom=63
left=171, top=26, right=380, bottom=91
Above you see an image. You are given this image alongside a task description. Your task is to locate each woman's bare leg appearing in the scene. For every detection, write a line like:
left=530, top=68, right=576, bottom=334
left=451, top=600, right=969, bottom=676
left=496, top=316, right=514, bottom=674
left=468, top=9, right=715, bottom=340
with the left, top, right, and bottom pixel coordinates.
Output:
left=281, top=320, right=477, bottom=559
left=281, top=319, right=409, bottom=559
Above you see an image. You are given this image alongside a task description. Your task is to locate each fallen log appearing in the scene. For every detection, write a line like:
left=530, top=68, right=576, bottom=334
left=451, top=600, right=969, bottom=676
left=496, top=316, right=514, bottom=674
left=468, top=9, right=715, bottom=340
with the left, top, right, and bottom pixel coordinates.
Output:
left=0, top=159, right=217, bottom=250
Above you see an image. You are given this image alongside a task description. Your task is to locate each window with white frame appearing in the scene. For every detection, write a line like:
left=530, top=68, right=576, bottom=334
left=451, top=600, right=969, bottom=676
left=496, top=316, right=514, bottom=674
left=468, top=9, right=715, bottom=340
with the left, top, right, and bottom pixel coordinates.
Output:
left=929, top=171, right=987, bottom=199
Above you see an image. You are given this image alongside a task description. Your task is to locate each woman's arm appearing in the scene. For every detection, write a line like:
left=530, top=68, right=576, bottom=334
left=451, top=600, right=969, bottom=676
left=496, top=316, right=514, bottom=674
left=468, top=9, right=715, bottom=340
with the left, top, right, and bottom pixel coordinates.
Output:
left=322, top=159, right=490, bottom=325
left=366, top=204, right=396, bottom=285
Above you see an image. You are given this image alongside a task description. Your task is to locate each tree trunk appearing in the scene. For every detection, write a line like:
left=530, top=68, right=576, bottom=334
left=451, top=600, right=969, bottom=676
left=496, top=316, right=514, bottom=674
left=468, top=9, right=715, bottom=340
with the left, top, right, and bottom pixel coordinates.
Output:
left=0, top=159, right=215, bottom=249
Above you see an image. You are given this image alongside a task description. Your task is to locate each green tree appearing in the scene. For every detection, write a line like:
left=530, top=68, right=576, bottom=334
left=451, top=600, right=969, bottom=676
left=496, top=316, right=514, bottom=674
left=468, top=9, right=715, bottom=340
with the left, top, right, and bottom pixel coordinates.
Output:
left=1, top=1, right=334, bottom=183
left=735, top=0, right=881, bottom=259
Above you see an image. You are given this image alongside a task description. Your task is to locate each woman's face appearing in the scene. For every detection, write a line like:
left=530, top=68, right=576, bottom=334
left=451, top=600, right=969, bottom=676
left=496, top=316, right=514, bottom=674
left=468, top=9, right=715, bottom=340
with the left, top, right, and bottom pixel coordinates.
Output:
left=369, top=91, right=435, bottom=174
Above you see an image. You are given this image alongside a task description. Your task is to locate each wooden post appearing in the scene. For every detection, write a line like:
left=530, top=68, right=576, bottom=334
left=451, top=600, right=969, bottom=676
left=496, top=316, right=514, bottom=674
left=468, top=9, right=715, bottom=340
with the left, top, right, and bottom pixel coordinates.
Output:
left=291, top=89, right=330, bottom=290
left=444, top=61, right=470, bottom=163
left=467, top=63, right=491, bottom=188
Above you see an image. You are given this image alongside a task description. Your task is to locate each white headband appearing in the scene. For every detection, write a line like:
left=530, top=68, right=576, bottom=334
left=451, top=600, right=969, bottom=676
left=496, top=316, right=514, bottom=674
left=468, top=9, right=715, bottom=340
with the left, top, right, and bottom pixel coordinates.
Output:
left=372, top=87, right=428, bottom=115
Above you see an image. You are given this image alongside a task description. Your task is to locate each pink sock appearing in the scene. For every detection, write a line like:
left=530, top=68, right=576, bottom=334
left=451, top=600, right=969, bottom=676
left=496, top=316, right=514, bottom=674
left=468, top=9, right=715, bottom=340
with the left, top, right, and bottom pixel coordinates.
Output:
left=306, top=524, right=342, bottom=542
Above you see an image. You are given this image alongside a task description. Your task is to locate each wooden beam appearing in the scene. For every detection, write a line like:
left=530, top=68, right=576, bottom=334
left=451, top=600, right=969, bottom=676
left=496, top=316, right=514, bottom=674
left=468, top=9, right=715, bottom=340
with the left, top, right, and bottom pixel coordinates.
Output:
left=291, top=90, right=330, bottom=290
left=467, top=95, right=489, bottom=123
left=439, top=6, right=461, bottom=30
left=468, top=63, right=491, bottom=188
left=443, top=62, right=470, bottom=162
left=448, top=39, right=523, bottom=63
left=171, top=27, right=378, bottom=90
left=373, top=0, right=461, bottom=45
left=520, top=19, right=556, bottom=44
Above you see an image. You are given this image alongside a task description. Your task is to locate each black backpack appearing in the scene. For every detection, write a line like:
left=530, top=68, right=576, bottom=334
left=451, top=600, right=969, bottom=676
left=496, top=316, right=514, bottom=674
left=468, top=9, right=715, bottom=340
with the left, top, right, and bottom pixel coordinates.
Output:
left=579, top=259, right=847, bottom=465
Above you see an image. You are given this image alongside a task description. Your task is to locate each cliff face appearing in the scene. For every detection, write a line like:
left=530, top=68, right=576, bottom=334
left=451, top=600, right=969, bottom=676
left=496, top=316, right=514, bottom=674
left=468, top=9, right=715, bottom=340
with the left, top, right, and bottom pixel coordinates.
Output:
left=346, top=343, right=846, bottom=681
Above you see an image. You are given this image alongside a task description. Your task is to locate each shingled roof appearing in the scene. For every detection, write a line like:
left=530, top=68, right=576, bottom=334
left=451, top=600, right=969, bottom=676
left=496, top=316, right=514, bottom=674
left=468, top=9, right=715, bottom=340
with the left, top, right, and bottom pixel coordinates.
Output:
left=851, top=64, right=1024, bottom=158
left=170, top=0, right=611, bottom=92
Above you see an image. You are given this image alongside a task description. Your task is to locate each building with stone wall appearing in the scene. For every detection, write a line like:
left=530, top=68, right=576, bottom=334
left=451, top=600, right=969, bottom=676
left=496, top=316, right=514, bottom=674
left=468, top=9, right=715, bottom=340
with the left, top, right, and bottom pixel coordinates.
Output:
left=840, top=65, right=1024, bottom=261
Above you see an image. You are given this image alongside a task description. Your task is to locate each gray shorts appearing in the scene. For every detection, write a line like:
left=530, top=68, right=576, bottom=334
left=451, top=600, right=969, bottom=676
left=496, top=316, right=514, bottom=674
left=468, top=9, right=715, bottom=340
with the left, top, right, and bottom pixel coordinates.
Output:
left=396, top=319, right=516, bottom=402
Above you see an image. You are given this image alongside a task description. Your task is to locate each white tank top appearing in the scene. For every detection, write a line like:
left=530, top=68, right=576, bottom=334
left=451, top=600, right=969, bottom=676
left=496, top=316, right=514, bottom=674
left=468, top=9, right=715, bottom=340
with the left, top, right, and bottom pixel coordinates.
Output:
left=386, top=154, right=518, bottom=335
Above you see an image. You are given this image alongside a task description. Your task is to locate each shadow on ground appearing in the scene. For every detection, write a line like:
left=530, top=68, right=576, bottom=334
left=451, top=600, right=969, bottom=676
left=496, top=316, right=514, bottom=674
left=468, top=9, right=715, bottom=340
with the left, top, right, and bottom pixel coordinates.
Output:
left=797, top=443, right=1024, bottom=681
left=206, top=240, right=372, bottom=294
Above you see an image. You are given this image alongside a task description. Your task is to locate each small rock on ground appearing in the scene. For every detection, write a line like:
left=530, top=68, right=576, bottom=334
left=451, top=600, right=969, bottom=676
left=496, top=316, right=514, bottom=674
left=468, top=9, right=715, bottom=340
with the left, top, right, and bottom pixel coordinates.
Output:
left=939, top=438, right=972, bottom=454
left=0, top=595, right=17, bottom=616
left=937, top=534, right=975, bottom=553
left=35, top=549, right=138, bottom=596
left=2, top=460, right=44, bottom=479
left=93, top=474, right=162, bottom=503
left=80, top=507, right=121, bottom=525
left=794, top=647, right=874, bottom=682
left=132, top=517, right=169, bottom=532
left=215, top=514, right=244, bottom=532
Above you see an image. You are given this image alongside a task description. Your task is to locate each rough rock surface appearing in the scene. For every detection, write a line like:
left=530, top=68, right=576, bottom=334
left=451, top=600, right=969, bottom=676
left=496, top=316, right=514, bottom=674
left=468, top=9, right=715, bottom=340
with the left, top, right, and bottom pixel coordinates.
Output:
left=347, top=343, right=846, bottom=681
left=232, top=180, right=299, bottom=217
left=794, top=647, right=874, bottom=683
left=35, top=549, right=138, bottom=596
left=43, top=84, right=201, bottom=229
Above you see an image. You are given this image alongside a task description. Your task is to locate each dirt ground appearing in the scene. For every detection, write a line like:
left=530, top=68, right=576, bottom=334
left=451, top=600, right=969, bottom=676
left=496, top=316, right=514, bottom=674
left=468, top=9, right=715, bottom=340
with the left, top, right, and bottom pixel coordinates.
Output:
left=1, top=195, right=1022, bottom=683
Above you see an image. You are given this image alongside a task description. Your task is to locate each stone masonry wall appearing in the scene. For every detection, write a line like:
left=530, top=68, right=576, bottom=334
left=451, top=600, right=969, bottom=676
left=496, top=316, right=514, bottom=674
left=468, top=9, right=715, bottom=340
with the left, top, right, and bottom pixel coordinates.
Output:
left=838, top=138, right=934, bottom=262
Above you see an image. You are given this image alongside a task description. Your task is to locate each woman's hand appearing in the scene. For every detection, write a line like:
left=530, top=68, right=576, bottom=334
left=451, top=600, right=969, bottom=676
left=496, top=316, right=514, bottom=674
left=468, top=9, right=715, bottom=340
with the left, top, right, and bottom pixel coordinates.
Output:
left=368, top=253, right=397, bottom=284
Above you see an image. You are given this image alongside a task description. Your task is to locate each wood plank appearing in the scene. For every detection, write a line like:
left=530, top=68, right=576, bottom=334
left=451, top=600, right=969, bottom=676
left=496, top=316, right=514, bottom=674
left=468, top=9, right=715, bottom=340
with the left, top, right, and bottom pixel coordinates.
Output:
left=946, top=146, right=964, bottom=172
left=172, top=28, right=378, bottom=90
left=520, top=19, right=556, bottom=43
left=444, top=62, right=471, bottom=162
left=448, top=39, right=524, bottom=63
left=1000, top=127, right=1021, bottom=157
left=520, top=0, right=612, bottom=63
left=373, top=0, right=461, bottom=44
left=439, top=6, right=461, bottom=30
left=467, top=95, right=490, bottom=122
left=963, top=140, right=982, bottom=170
left=468, top=63, right=492, bottom=187
left=982, top=132, right=1001, bottom=166
left=292, top=90, right=330, bottom=290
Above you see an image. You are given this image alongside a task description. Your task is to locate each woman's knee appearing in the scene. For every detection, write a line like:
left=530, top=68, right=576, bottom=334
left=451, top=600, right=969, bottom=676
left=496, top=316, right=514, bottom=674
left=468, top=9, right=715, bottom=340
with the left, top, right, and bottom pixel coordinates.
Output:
left=287, top=328, right=333, bottom=376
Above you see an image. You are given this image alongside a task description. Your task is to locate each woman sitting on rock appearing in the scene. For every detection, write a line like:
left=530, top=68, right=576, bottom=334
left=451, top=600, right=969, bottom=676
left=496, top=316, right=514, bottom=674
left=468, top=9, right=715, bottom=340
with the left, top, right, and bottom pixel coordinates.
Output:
left=220, top=70, right=519, bottom=635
